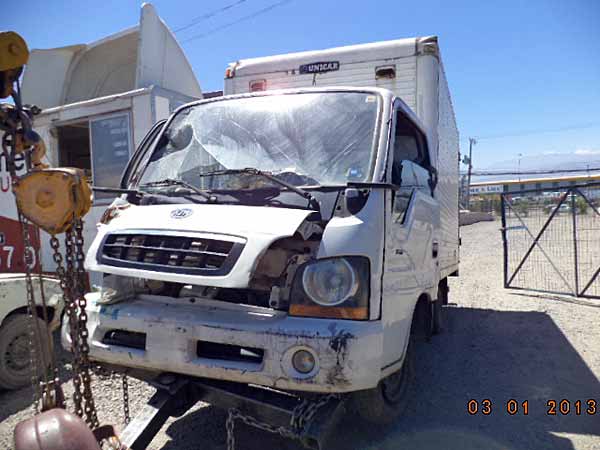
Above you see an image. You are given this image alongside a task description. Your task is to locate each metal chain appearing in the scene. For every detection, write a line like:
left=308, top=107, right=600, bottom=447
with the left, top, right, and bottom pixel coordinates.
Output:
left=18, top=212, right=43, bottom=412
left=72, top=219, right=100, bottom=429
left=290, top=393, right=339, bottom=433
left=226, top=394, right=339, bottom=450
left=34, top=235, right=64, bottom=411
left=52, top=234, right=85, bottom=417
left=90, top=364, right=132, bottom=426
left=226, top=409, right=298, bottom=450
left=122, top=374, right=130, bottom=424
left=3, top=87, right=100, bottom=428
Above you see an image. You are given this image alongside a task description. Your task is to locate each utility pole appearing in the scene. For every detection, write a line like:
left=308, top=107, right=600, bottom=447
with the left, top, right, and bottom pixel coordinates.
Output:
left=518, top=153, right=523, bottom=182
left=465, top=137, right=476, bottom=209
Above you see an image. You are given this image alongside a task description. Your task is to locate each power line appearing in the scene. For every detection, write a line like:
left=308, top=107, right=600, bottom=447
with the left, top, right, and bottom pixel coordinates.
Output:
left=173, top=0, right=248, bottom=33
left=461, top=122, right=600, bottom=142
left=181, top=0, right=293, bottom=44
left=468, top=167, right=600, bottom=176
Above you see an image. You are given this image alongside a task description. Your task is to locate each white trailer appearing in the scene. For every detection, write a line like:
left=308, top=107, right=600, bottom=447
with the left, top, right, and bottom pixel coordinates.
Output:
left=0, top=3, right=201, bottom=389
left=224, top=36, right=460, bottom=279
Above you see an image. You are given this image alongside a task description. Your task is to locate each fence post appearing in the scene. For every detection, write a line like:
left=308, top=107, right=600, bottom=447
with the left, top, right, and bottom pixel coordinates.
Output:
left=501, top=194, right=509, bottom=288
left=571, top=189, right=580, bottom=296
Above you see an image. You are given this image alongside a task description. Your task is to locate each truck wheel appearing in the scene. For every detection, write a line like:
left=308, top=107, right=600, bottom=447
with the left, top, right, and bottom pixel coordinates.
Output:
left=0, top=315, right=51, bottom=390
left=432, top=299, right=444, bottom=334
left=433, top=281, right=449, bottom=334
left=348, top=340, right=414, bottom=425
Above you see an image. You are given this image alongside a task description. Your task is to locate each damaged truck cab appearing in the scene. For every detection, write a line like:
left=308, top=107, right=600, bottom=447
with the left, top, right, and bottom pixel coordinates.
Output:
left=65, top=39, right=460, bottom=424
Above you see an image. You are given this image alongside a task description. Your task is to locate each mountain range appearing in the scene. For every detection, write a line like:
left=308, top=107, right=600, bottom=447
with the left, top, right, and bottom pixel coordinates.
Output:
left=469, top=150, right=600, bottom=183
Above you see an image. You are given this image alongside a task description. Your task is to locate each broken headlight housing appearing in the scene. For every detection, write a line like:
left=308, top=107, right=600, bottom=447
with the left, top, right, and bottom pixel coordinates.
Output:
left=96, top=275, right=151, bottom=305
left=289, top=256, right=370, bottom=320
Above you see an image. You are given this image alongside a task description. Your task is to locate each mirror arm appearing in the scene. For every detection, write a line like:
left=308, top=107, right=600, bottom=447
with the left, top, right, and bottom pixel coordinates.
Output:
left=428, top=165, right=438, bottom=194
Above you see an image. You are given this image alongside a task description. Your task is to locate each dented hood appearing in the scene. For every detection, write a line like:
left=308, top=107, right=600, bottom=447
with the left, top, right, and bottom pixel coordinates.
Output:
left=85, top=203, right=315, bottom=287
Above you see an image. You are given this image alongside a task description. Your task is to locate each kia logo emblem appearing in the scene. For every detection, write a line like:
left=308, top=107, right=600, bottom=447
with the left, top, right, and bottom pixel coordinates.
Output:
left=170, top=208, right=193, bottom=219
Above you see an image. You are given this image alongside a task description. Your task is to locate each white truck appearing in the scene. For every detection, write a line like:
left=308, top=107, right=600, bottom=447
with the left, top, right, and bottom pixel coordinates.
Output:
left=62, top=36, right=459, bottom=440
left=0, top=3, right=201, bottom=389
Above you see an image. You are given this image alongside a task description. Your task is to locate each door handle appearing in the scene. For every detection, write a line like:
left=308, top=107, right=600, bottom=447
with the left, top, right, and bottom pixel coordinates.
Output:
left=432, top=241, right=439, bottom=258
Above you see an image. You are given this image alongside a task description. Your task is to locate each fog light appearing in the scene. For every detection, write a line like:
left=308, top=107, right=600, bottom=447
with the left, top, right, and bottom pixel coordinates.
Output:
left=292, top=349, right=315, bottom=374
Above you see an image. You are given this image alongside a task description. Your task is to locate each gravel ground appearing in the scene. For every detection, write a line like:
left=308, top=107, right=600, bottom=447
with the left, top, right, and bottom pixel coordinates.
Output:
left=1, top=220, right=599, bottom=450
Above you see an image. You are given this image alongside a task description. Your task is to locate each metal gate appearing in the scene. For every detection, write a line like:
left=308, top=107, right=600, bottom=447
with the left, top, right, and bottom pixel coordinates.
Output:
left=501, top=182, right=600, bottom=299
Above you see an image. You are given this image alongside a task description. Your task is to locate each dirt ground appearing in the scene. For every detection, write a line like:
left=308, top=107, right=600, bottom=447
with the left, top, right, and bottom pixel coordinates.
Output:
left=1, top=220, right=599, bottom=450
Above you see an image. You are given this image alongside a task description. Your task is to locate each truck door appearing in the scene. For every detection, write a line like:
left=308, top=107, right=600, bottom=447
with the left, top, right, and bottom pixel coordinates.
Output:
left=381, top=102, right=441, bottom=367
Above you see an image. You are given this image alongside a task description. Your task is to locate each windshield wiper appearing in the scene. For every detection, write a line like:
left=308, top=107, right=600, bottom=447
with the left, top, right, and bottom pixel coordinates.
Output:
left=198, top=168, right=319, bottom=209
left=92, top=186, right=146, bottom=196
left=140, top=178, right=217, bottom=202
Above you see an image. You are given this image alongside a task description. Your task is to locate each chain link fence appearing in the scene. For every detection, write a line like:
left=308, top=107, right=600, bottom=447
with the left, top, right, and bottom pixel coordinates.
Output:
left=501, top=183, right=600, bottom=299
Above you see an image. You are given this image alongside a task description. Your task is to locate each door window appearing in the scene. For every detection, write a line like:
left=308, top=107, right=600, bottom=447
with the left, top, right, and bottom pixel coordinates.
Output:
left=390, top=107, right=432, bottom=221
left=121, top=119, right=166, bottom=188
left=391, top=109, right=430, bottom=187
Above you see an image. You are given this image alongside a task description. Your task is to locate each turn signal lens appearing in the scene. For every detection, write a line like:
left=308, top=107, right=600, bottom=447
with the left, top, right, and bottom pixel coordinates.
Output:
left=289, top=304, right=368, bottom=320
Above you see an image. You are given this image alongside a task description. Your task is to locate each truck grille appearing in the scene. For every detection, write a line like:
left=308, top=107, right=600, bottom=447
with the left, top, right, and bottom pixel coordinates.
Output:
left=98, top=232, right=244, bottom=276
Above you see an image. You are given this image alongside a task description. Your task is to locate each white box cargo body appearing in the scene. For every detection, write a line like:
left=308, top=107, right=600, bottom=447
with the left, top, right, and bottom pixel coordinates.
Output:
left=224, top=36, right=460, bottom=277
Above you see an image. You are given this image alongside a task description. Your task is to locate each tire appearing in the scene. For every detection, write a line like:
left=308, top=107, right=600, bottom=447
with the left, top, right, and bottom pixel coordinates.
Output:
left=432, top=299, right=444, bottom=334
left=433, top=281, right=449, bottom=335
left=0, top=315, right=52, bottom=390
left=348, top=339, right=415, bottom=425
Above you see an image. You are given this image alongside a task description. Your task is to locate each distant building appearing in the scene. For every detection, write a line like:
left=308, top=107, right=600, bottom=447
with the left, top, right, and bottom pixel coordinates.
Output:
left=470, top=173, right=600, bottom=196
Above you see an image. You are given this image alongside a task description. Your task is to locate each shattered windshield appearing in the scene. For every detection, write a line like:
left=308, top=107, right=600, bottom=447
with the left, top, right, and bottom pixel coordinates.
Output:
left=138, top=92, right=380, bottom=191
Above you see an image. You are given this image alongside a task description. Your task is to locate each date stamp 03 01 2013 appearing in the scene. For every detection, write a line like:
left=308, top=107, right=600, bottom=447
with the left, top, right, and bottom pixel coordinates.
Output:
left=467, top=399, right=597, bottom=416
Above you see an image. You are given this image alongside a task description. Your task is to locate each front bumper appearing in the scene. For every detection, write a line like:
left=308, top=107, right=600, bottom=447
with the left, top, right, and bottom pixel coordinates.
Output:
left=62, top=293, right=383, bottom=393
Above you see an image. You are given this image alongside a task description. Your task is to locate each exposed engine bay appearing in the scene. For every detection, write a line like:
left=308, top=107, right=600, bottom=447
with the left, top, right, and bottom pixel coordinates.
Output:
left=99, top=231, right=322, bottom=311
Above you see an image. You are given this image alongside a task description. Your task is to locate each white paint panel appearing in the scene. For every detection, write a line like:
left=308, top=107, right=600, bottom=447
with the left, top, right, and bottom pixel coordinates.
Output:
left=65, top=31, right=138, bottom=104
left=434, top=63, right=460, bottom=277
left=228, top=55, right=418, bottom=111
left=154, top=96, right=170, bottom=121
left=137, top=3, right=202, bottom=98
left=21, top=46, right=84, bottom=109
left=132, top=94, right=153, bottom=148
left=232, top=37, right=418, bottom=74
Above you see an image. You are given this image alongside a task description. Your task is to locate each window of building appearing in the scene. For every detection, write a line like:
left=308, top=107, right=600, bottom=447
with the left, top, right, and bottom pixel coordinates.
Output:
left=56, top=113, right=132, bottom=203
left=57, top=121, right=91, bottom=176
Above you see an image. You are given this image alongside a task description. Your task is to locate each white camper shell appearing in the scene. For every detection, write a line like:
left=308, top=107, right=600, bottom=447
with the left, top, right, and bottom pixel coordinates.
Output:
left=62, top=37, right=460, bottom=426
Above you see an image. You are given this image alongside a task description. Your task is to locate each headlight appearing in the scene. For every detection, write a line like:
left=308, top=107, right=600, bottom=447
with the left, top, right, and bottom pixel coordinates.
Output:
left=290, top=256, right=370, bottom=320
left=302, top=258, right=358, bottom=306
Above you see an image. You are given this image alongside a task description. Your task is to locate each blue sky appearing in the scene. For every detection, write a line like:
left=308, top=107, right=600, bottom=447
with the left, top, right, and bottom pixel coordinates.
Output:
left=5, top=0, right=600, bottom=168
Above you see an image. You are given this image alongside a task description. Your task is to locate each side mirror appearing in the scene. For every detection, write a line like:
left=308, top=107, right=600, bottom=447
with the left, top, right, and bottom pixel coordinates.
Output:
left=395, top=160, right=433, bottom=193
left=428, top=165, right=438, bottom=193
